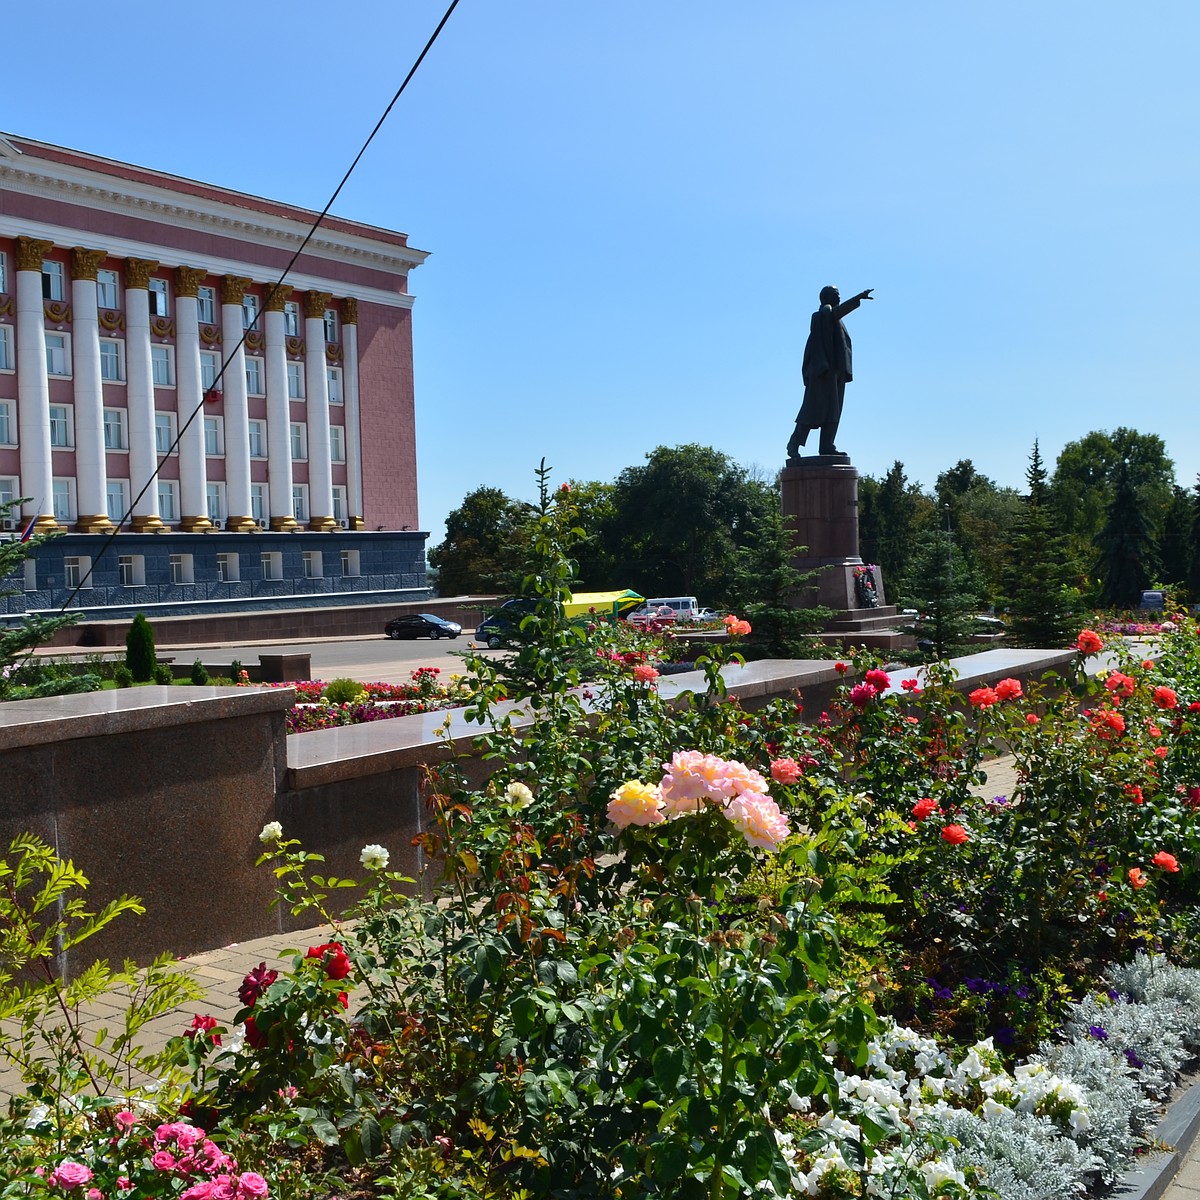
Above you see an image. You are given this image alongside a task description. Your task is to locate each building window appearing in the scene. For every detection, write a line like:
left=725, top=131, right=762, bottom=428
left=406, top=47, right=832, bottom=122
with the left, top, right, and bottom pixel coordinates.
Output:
left=302, top=550, right=322, bottom=579
left=151, top=345, right=175, bottom=387
left=169, top=553, right=194, bottom=585
left=148, top=278, right=170, bottom=317
left=0, top=251, right=7, bottom=294
left=45, top=333, right=71, bottom=377
left=97, top=268, right=120, bottom=309
left=0, top=475, right=17, bottom=509
left=332, top=485, right=346, bottom=523
left=118, top=554, right=145, bottom=587
left=247, top=420, right=266, bottom=459
left=103, top=408, right=127, bottom=450
left=261, top=551, right=283, bottom=581
left=329, top=426, right=345, bottom=462
left=200, top=350, right=220, bottom=390
left=283, top=301, right=300, bottom=337
left=197, top=285, right=216, bottom=324
left=326, top=366, right=343, bottom=405
left=23, top=559, right=36, bottom=591
left=99, top=338, right=125, bottom=382
left=250, top=483, right=266, bottom=523
left=49, top=405, right=73, bottom=448
left=292, top=485, right=309, bottom=523
left=204, top=416, right=223, bottom=456
left=289, top=423, right=306, bottom=461
left=341, top=548, right=360, bottom=577
left=0, top=324, right=11, bottom=371
left=42, top=259, right=65, bottom=302
left=323, top=307, right=339, bottom=343
left=0, top=401, right=13, bottom=446
left=106, top=480, right=128, bottom=523
left=245, top=356, right=264, bottom=395
left=206, top=482, right=225, bottom=524
left=63, top=555, right=91, bottom=589
left=158, top=480, right=179, bottom=522
left=242, top=293, right=259, bottom=331
left=155, top=411, right=177, bottom=454
left=286, top=360, right=304, bottom=399
left=52, top=479, right=75, bottom=522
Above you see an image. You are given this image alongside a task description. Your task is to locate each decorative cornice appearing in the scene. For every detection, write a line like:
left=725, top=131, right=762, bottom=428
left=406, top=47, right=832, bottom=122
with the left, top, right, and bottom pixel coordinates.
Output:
left=325, top=344, right=343, bottom=365
left=0, top=162, right=428, bottom=274
left=99, top=309, right=125, bottom=332
left=221, top=275, right=251, bottom=306
left=175, top=265, right=207, bottom=297
left=340, top=296, right=358, bottom=325
left=44, top=300, right=72, bottom=324
left=15, top=236, right=53, bottom=272
left=151, top=316, right=175, bottom=338
left=304, top=289, right=332, bottom=320
left=200, top=325, right=222, bottom=345
left=125, top=257, right=159, bottom=290
left=70, top=247, right=106, bottom=281
left=263, top=283, right=292, bottom=312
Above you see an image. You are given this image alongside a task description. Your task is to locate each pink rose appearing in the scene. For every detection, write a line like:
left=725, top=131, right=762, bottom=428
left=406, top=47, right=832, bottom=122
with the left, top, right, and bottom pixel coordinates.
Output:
left=180, top=1185, right=215, bottom=1200
left=770, top=757, right=802, bottom=785
left=115, top=1110, right=136, bottom=1134
left=237, top=1173, right=270, bottom=1200
left=152, top=1151, right=177, bottom=1171
left=49, top=1163, right=94, bottom=1190
left=632, top=663, right=659, bottom=683
left=848, top=682, right=876, bottom=709
left=210, top=1177, right=240, bottom=1200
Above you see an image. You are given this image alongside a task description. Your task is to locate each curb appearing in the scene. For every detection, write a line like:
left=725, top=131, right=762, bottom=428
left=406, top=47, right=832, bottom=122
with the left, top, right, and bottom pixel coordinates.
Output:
left=1114, top=1075, right=1200, bottom=1200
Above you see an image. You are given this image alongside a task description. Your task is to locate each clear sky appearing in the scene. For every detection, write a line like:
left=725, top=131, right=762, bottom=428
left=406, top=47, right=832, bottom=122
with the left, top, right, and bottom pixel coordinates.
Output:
left=6, top=2, right=1198, bottom=547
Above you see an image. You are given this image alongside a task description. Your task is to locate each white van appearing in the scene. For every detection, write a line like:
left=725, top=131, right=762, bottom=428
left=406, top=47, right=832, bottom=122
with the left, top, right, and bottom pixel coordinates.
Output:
left=643, top=596, right=701, bottom=623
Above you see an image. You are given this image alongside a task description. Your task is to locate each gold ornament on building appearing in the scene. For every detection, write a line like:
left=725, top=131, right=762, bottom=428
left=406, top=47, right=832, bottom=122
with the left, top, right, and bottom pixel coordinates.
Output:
left=44, top=301, right=72, bottom=324
left=175, top=266, right=208, bottom=298
left=0, top=298, right=13, bottom=318
left=15, top=237, right=54, bottom=273
left=150, top=316, right=176, bottom=339
left=286, top=336, right=304, bottom=357
left=70, top=248, right=107, bottom=281
left=303, top=289, right=333, bottom=319
left=220, top=275, right=252, bottom=306
left=99, top=310, right=126, bottom=332
left=340, top=296, right=358, bottom=325
left=264, top=283, right=293, bottom=312
left=325, top=344, right=343, bottom=365
left=200, top=326, right=223, bottom=345
left=125, top=258, right=160, bottom=290
left=244, top=330, right=265, bottom=351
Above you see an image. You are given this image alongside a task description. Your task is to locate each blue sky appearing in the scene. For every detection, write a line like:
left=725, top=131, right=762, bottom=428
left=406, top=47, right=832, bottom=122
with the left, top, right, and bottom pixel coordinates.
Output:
left=7, top=2, right=1198, bottom=547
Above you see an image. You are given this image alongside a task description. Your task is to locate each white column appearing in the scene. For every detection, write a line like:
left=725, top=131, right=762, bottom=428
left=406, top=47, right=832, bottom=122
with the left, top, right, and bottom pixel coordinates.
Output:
left=70, top=248, right=111, bottom=531
left=125, top=258, right=162, bottom=531
left=263, top=287, right=297, bottom=529
left=219, top=275, right=254, bottom=530
left=14, top=238, right=57, bottom=532
left=174, top=267, right=210, bottom=530
left=303, top=289, right=334, bottom=530
left=341, top=297, right=364, bottom=529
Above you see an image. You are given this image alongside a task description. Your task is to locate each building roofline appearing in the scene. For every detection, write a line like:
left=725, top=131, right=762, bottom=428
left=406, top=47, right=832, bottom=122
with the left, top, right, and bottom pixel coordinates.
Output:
left=2, top=132, right=418, bottom=253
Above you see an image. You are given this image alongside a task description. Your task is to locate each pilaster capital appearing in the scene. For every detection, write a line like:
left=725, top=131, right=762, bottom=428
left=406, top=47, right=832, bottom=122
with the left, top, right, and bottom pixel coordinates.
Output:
left=221, top=275, right=252, bottom=306
left=70, top=248, right=107, bottom=281
left=125, top=257, right=160, bottom=290
left=304, top=289, right=333, bottom=320
left=15, top=237, right=54, bottom=272
left=175, top=266, right=208, bottom=297
left=340, top=296, right=358, bottom=326
left=264, top=283, right=293, bottom=312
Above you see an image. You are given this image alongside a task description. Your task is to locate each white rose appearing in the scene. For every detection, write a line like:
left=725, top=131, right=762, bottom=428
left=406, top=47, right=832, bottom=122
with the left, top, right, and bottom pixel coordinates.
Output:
left=506, top=781, right=534, bottom=808
left=259, top=821, right=283, bottom=844
left=360, top=843, right=390, bottom=871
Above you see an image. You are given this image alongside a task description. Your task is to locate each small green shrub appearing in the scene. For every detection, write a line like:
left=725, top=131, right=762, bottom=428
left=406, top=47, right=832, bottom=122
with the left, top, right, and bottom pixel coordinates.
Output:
left=112, top=664, right=133, bottom=688
left=152, top=663, right=173, bottom=685
left=124, top=614, right=156, bottom=682
left=322, top=676, right=364, bottom=704
left=190, top=658, right=211, bottom=685
left=230, top=658, right=243, bottom=681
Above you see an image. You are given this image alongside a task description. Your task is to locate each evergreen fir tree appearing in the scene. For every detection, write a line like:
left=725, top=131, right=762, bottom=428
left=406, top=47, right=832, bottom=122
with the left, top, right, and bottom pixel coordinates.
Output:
left=1188, top=476, right=1200, bottom=602
left=125, top=613, right=158, bottom=683
left=1096, top=458, right=1159, bottom=608
left=1003, top=441, right=1075, bottom=647
left=1158, top=485, right=1194, bottom=591
left=899, top=528, right=980, bottom=660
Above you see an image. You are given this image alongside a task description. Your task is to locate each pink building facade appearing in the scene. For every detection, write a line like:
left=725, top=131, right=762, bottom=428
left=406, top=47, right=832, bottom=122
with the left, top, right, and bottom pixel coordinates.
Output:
left=0, top=133, right=429, bottom=618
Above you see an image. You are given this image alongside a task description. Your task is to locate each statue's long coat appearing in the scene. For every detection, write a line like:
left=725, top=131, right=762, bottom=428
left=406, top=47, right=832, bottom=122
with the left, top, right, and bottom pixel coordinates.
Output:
left=795, top=295, right=861, bottom=429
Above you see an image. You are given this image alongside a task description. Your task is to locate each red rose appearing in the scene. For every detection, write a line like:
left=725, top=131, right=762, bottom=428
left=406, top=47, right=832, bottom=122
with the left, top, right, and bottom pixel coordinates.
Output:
left=238, top=962, right=278, bottom=1008
left=901, top=678, right=920, bottom=692
left=1128, top=867, right=1148, bottom=889
left=969, top=687, right=998, bottom=709
left=912, top=798, right=938, bottom=822
left=1026, top=713, right=1041, bottom=725
left=994, top=678, right=1023, bottom=701
left=1153, top=686, right=1178, bottom=710
left=1076, top=629, right=1104, bottom=655
left=834, top=661, right=849, bottom=675
left=306, top=942, right=352, bottom=981
left=1152, top=851, right=1180, bottom=873
left=941, top=824, right=969, bottom=845
left=864, top=668, right=891, bottom=693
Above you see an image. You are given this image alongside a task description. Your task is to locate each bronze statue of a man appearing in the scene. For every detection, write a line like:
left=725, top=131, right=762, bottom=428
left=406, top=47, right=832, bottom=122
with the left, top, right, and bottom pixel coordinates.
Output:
left=787, top=285, right=873, bottom=459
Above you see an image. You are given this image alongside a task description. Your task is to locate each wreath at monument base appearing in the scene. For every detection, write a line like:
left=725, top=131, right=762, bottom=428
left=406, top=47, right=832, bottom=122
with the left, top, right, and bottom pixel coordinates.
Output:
left=854, top=564, right=881, bottom=608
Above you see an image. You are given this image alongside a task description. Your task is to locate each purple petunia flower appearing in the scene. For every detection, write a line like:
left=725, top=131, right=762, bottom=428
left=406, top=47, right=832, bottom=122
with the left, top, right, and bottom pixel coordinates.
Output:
left=1087, top=1024, right=1109, bottom=1041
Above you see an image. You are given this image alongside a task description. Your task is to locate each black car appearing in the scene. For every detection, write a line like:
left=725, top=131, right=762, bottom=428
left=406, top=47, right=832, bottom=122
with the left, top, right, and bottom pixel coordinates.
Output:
left=474, top=598, right=536, bottom=649
left=384, top=613, right=462, bottom=640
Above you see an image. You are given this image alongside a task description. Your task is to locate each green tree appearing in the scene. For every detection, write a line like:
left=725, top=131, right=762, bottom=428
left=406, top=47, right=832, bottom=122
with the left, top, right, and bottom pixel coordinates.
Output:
left=861, top=461, right=921, bottom=590
left=1158, top=484, right=1194, bottom=591
left=934, top=459, right=1021, bottom=604
left=900, top=527, right=981, bottom=660
left=562, top=478, right=619, bottom=591
left=608, top=444, right=761, bottom=599
left=125, top=614, right=157, bottom=683
left=1190, top=476, right=1200, bottom=601
left=1002, top=441, right=1075, bottom=648
left=427, top=486, right=533, bottom=596
left=1096, top=458, right=1159, bottom=608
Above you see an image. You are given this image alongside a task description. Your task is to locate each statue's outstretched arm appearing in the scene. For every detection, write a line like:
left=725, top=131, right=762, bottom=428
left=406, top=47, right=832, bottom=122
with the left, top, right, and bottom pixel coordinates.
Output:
left=833, top=289, right=873, bottom=319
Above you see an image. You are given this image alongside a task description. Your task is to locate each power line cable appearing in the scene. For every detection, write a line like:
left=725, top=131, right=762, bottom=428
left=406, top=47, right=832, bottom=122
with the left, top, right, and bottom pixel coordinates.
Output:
left=51, top=0, right=460, bottom=617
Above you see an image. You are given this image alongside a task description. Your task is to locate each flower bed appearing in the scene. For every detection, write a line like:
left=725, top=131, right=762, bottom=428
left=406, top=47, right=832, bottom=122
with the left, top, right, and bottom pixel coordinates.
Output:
left=5, top=481, right=1200, bottom=1199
